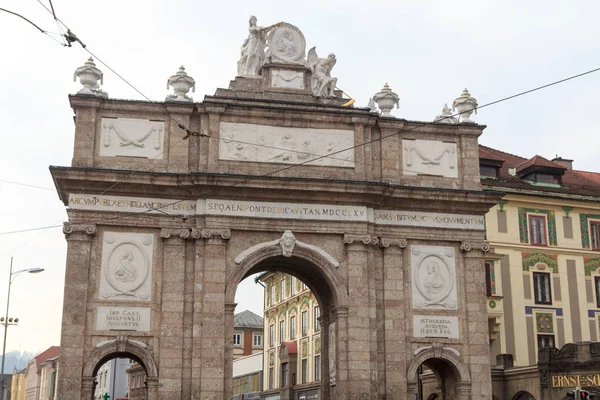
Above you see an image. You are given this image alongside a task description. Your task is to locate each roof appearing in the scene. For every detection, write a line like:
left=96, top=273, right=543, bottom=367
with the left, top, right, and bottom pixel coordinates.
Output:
left=33, top=346, right=60, bottom=373
left=479, top=145, right=600, bottom=198
left=515, top=155, right=566, bottom=174
left=234, top=310, right=263, bottom=329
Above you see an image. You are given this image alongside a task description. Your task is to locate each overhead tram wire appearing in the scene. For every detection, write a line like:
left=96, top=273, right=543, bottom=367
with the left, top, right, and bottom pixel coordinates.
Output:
left=4, top=61, right=600, bottom=238
left=4, top=5, right=600, bottom=237
left=0, top=7, right=65, bottom=46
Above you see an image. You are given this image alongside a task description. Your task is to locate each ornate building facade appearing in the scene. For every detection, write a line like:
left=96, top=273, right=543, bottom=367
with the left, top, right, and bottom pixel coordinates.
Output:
left=259, top=273, right=321, bottom=399
left=480, top=147, right=600, bottom=399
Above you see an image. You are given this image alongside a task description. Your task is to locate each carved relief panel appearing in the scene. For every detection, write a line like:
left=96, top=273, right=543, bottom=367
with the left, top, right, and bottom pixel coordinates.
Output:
left=100, top=117, right=164, bottom=159
left=411, top=245, right=457, bottom=310
left=219, top=122, right=355, bottom=167
left=99, top=232, right=154, bottom=301
left=402, top=139, right=458, bottom=178
left=271, top=70, right=305, bottom=89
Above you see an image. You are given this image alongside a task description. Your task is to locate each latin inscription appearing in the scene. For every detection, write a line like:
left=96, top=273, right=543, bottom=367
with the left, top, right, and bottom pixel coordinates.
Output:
left=413, top=315, right=459, bottom=338
left=69, top=194, right=196, bottom=215
left=552, top=374, right=600, bottom=387
left=96, top=307, right=151, bottom=332
left=374, top=210, right=484, bottom=230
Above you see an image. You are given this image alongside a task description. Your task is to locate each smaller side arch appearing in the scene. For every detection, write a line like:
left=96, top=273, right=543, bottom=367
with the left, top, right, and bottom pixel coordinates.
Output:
left=512, top=391, right=535, bottom=400
left=406, top=346, right=471, bottom=385
left=82, top=337, right=158, bottom=378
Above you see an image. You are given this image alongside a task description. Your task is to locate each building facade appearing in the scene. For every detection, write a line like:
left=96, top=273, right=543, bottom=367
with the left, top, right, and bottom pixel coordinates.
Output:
left=480, top=147, right=600, bottom=399
left=233, top=311, right=264, bottom=360
left=232, top=352, right=263, bottom=399
left=24, top=347, right=59, bottom=400
left=11, top=368, right=26, bottom=400
left=259, top=273, right=321, bottom=400
left=126, top=363, right=146, bottom=400
left=93, top=358, right=134, bottom=400
left=38, top=356, right=58, bottom=400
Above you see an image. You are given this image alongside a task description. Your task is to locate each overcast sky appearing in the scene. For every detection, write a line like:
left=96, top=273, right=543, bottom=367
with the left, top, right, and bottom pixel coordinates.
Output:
left=1, top=0, right=600, bottom=355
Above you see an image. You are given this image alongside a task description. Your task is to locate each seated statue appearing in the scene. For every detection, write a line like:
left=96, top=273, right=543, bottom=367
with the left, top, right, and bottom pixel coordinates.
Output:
left=307, top=47, right=337, bottom=97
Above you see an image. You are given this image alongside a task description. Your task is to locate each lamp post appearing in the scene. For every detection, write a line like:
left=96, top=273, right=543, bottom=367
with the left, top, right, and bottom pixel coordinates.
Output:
left=0, top=257, right=44, bottom=400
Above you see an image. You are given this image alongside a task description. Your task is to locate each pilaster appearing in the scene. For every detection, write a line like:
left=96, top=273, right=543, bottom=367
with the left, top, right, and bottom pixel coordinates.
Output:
left=460, top=240, right=491, bottom=398
left=59, top=222, right=96, bottom=400
left=165, top=103, right=194, bottom=172
left=343, top=234, right=378, bottom=398
left=205, top=105, right=227, bottom=169
left=380, top=237, right=408, bottom=398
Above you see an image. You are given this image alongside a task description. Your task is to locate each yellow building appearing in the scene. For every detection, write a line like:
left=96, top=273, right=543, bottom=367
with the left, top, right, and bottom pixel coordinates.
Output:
left=259, top=272, right=321, bottom=400
left=11, top=368, right=26, bottom=400
left=480, top=146, right=600, bottom=399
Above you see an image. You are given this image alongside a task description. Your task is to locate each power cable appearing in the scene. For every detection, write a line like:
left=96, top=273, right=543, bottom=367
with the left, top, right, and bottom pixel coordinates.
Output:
left=0, top=7, right=64, bottom=46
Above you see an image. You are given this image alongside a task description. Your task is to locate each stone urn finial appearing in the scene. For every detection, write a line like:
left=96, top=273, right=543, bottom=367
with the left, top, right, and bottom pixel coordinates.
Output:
left=434, top=103, right=457, bottom=124
left=452, top=88, right=478, bottom=123
left=73, top=57, right=107, bottom=98
left=372, top=83, right=399, bottom=117
left=166, top=66, right=195, bottom=102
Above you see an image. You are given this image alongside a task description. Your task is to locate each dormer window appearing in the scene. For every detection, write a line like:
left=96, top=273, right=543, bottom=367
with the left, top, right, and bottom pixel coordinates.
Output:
left=515, top=155, right=566, bottom=187
left=480, top=165, right=499, bottom=178
left=479, top=157, right=504, bottom=179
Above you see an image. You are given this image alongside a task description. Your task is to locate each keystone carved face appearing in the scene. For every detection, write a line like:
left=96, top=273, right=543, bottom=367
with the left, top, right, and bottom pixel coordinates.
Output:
left=280, top=230, right=296, bottom=257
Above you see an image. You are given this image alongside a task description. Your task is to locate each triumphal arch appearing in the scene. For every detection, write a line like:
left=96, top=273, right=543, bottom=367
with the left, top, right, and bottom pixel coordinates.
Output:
left=53, top=17, right=500, bottom=400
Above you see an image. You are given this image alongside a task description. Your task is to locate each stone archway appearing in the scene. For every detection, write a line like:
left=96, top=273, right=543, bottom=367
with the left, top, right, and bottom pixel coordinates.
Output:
left=407, top=345, right=471, bottom=400
left=82, top=336, right=158, bottom=400
left=225, top=231, right=349, bottom=400
left=512, top=390, right=535, bottom=400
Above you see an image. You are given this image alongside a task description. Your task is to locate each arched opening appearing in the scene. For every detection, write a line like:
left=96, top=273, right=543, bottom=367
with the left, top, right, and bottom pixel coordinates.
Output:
left=407, top=346, right=471, bottom=400
left=227, top=235, right=346, bottom=400
left=512, top=390, right=535, bottom=400
left=417, top=359, right=462, bottom=400
left=91, top=356, right=144, bottom=400
left=82, top=338, right=159, bottom=400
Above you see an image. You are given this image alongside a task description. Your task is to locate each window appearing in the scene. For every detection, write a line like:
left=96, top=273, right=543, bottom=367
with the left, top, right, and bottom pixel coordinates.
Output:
left=270, top=284, right=276, bottom=306
left=485, top=262, right=493, bottom=297
left=279, top=320, right=285, bottom=344
left=268, top=367, right=274, bottom=389
left=280, top=279, right=286, bottom=300
left=301, top=358, right=308, bottom=384
left=253, top=333, right=262, bottom=347
left=595, top=277, right=600, bottom=308
left=533, top=272, right=552, bottom=304
left=529, top=215, right=547, bottom=245
left=290, top=315, right=296, bottom=339
left=314, top=355, right=321, bottom=381
left=269, top=324, right=274, bottom=347
left=537, top=334, right=555, bottom=349
left=480, top=165, right=498, bottom=178
left=592, top=221, right=600, bottom=250
left=281, top=363, right=288, bottom=387
left=302, top=282, right=308, bottom=291
left=314, top=306, right=321, bottom=332
left=233, top=333, right=241, bottom=346
left=301, top=311, right=308, bottom=336
left=291, top=276, right=297, bottom=295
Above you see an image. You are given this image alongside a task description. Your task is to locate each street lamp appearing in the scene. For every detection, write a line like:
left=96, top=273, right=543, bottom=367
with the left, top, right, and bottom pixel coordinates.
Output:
left=0, top=257, right=44, bottom=400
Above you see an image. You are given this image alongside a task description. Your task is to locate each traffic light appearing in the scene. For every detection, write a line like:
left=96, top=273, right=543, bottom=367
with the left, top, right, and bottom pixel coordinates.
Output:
left=567, top=391, right=575, bottom=399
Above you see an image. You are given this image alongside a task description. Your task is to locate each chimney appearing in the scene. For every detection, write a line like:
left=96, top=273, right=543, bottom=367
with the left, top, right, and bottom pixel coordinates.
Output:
left=552, top=156, right=573, bottom=170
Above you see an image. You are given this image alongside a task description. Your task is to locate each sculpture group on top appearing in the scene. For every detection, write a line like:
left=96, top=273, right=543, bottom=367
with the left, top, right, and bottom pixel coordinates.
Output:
left=237, top=15, right=338, bottom=98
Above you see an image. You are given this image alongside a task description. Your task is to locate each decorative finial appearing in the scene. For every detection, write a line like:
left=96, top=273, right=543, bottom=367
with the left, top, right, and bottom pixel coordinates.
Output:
left=367, top=97, right=378, bottom=113
left=452, top=88, right=478, bottom=123
left=372, top=83, right=399, bottom=117
left=73, top=57, right=108, bottom=98
left=434, top=103, right=457, bottom=124
left=166, top=65, right=195, bottom=103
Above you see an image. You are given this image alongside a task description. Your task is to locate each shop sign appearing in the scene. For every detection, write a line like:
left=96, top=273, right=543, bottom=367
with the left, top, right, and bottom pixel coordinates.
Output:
left=551, top=374, right=600, bottom=387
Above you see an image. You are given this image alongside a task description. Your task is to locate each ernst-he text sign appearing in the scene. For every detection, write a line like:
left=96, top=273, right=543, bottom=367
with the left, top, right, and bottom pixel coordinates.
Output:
left=413, top=316, right=459, bottom=339
left=552, top=374, right=600, bottom=388
left=96, top=307, right=151, bottom=332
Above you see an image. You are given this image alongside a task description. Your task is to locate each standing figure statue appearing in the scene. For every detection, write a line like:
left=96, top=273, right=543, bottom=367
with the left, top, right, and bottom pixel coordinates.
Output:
left=307, top=47, right=337, bottom=97
left=237, top=16, right=278, bottom=77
